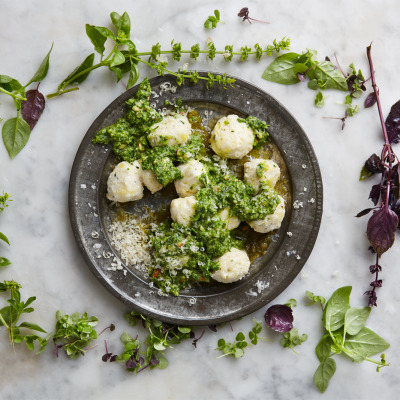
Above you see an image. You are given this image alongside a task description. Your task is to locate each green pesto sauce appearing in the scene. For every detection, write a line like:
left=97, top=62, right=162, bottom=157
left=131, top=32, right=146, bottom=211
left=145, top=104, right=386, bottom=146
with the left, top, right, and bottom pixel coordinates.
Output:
left=237, top=115, right=269, bottom=148
left=93, top=79, right=206, bottom=186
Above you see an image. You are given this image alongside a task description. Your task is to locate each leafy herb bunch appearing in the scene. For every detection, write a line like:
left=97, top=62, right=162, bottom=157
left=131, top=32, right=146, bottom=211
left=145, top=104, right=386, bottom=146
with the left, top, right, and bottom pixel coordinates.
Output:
left=47, top=11, right=290, bottom=98
left=102, top=311, right=195, bottom=372
left=0, top=280, right=48, bottom=353
left=357, top=45, right=400, bottom=306
left=1, top=45, right=53, bottom=158
left=312, top=286, right=389, bottom=393
left=262, top=49, right=368, bottom=128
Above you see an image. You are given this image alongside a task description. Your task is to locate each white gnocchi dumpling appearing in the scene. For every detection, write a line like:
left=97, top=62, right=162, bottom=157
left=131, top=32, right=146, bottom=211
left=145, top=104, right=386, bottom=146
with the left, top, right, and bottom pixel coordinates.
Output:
left=248, top=195, right=285, bottom=233
left=170, top=196, right=197, bottom=226
left=148, top=114, right=192, bottom=147
left=210, top=114, right=254, bottom=159
left=174, top=159, right=206, bottom=197
left=244, top=159, right=280, bottom=193
left=141, top=168, right=163, bottom=194
left=106, top=161, right=144, bottom=202
left=218, top=207, right=240, bottom=230
left=211, top=247, right=251, bottom=283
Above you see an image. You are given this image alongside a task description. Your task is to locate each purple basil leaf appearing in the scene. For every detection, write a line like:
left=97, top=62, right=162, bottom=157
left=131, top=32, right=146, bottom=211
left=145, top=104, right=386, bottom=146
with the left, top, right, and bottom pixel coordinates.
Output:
left=264, top=304, right=293, bottom=333
left=367, top=207, right=399, bottom=256
left=385, top=100, right=400, bottom=144
left=369, top=184, right=381, bottom=206
left=356, top=208, right=375, bottom=218
left=364, top=92, right=377, bottom=108
left=126, top=356, right=137, bottom=369
left=364, top=153, right=382, bottom=173
left=21, top=86, right=45, bottom=130
left=102, top=353, right=113, bottom=362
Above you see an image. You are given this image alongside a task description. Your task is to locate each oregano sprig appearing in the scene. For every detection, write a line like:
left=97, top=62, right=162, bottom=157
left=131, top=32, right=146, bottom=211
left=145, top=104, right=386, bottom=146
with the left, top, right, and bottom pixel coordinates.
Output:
left=47, top=11, right=290, bottom=98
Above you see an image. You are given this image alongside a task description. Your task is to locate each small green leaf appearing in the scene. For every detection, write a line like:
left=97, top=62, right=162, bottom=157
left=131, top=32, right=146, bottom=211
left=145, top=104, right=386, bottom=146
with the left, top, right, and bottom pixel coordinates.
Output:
left=0, top=257, right=11, bottom=267
left=27, top=43, right=53, bottom=84
left=344, top=307, right=371, bottom=336
left=312, top=61, right=348, bottom=91
left=313, top=358, right=336, bottom=393
left=0, top=232, right=10, bottom=245
left=0, top=306, right=18, bottom=326
left=2, top=116, right=31, bottom=159
left=262, top=53, right=302, bottom=85
left=58, top=53, right=95, bottom=90
left=19, top=322, right=46, bottom=333
left=359, top=165, right=374, bottom=181
left=315, top=92, right=325, bottom=108
left=315, top=335, right=334, bottom=362
left=323, top=286, right=352, bottom=332
left=157, top=355, right=169, bottom=369
left=153, top=341, right=166, bottom=351
left=0, top=75, right=22, bottom=92
left=214, top=9, right=220, bottom=19
left=110, top=50, right=125, bottom=67
left=86, top=25, right=108, bottom=55
left=127, top=63, right=140, bottom=89
left=236, top=332, right=245, bottom=341
left=343, top=327, right=389, bottom=360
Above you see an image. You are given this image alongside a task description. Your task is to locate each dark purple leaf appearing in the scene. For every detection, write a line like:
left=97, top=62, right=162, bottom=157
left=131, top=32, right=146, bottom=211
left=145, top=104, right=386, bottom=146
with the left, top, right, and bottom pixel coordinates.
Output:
left=367, top=207, right=399, bottom=256
left=126, top=356, right=138, bottom=369
left=356, top=208, right=375, bottom=218
left=238, top=7, right=249, bottom=18
left=385, top=99, right=400, bottom=144
left=264, top=304, right=293, bottom=333
left=369, top=264, right=382, bottom=273
left=208, top=325, right=217, bottom=332
left=364, top=92, right=377, bottom=108
left=21, top=86, right=45, bottom=130
left=364, top=154, right=382, bottom=174
left=369, top=184, right=381, bottom=206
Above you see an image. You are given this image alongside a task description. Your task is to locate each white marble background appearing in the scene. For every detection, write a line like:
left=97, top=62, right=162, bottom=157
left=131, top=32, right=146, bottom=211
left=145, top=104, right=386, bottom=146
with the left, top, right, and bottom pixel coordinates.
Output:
left=1, top=0, right=400, bottom=399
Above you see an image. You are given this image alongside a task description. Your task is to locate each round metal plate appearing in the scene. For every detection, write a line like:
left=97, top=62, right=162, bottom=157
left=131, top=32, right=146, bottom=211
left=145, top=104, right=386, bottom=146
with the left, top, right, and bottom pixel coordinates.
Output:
left=69, top=73, right=323, bottom=325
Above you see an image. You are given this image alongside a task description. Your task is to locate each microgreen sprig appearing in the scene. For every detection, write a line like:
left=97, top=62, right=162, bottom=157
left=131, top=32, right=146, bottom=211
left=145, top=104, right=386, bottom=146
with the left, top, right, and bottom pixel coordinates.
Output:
left=47, top=11, right=290, bottom=98
left=204, top=10, right=223, bottom=29
left=0, top=191, right=12, bottom=268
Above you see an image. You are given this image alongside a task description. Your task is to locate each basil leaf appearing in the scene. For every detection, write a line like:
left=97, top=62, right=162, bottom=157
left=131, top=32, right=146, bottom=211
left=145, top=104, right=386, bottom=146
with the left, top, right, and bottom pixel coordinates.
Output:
left=0, top=232, right=10, bottom=245
left=19, top=322, right=47, bottom=333
left=58, top=53, right=95, bottom=90
left=313, top=358, right=336, bottom=393
left=344, top=307, right=371, bottom=336
left=21, top=88, right=46, bottom=131
left=262, top=53, right=302, bottom=85
left=0, top=257, right=11, bottom=267
left=2, top=116, right=31, bottom=159
left=322, top=286, right=351, bottom=332
left=360, top=165, right=374, bottom=181
left=315, top=334, right=334, bottom=362
left=86, top=25, right=108, bottom=55
left=311, top=61, right=348, bottom=91
left=127, top=63, right=139, bottom=89
left=0, top=306, right=18, bottom=326
left=27, top=43, right=53, bottom=85
left=110, top=11, right=130, bottom=39
left=0, top=75, right=23, bottom=92
left=110, top=50, right=125, bottom=67
left=343, top=327, right=389, bottom=361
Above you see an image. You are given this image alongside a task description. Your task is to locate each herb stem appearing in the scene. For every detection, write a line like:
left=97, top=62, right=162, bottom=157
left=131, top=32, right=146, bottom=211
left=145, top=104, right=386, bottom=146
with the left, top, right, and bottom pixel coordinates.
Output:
left=0, top=87, right=27, bottom=102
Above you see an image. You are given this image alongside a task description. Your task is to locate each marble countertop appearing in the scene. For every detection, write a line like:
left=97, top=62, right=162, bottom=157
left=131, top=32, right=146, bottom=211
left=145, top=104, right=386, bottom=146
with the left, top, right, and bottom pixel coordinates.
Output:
left=1, top=1, right=400, bottom=399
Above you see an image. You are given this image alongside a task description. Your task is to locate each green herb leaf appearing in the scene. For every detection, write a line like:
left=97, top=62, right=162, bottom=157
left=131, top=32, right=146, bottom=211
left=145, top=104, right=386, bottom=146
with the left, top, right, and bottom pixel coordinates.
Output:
left=315, top=334, right=335, bottom=362
left=110, top=50, right=125, bottom=67
left=313, top=358, right=336, bottom=393
left=315, top=91, right=325, bottom=108
left=343, top=327, right=389, bottom=362
left=0, top=75, right=23, bottom=92
left=86, top=25, right=108, bottom=55
left=57, top=53, right=95, bottom=90
left=204, top=10, right=222, bottom=29
left=19, top=321, right=47, bottom=333
left=359, top=165, right=374, bottom=181
left=305, top=290, right=326, bottom=306
left=0, top=257, right=11, bottom=267
left=322, top=286, right=351, bottom=332
left=344, top=307, right=371, bottom=336
left=310, top=61, right=348, bottom=91
left=2, top=116, right=31, bottom=159
left=262, top=53, right=302, bottom=85
left=0, top=232, right=10, bottom=245
left=127, top=63, right=139, bottom=89
left=27, top=43, right=53, bottom=85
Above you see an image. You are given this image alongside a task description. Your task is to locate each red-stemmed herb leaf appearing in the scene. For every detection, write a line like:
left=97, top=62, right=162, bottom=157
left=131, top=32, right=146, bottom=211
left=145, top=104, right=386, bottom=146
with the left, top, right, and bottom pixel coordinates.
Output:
left=367, top=207, right=398, bottom=256
left=21, top=84, right=45, bottom=130
left=385, top=99, right=400, bottom=144
left=355, top=208, right=375, bottom=218
left=364, top=154, right=382, bottom=174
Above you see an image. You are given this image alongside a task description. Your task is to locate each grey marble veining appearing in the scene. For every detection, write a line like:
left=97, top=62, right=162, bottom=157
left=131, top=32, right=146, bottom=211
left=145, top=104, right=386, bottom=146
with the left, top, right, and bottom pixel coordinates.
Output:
left=1, top=1, right=400, bottom=399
